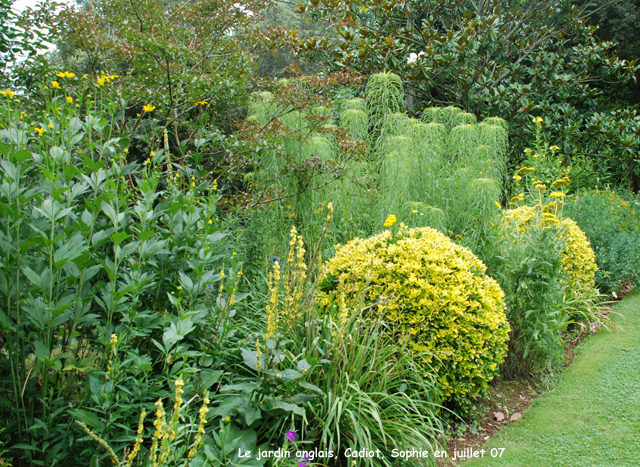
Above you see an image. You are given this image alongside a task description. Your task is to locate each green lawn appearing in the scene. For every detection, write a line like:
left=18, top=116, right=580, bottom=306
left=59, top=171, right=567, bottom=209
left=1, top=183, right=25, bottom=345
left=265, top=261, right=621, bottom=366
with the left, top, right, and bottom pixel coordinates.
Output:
left=464, top=290, right=640, bottom=467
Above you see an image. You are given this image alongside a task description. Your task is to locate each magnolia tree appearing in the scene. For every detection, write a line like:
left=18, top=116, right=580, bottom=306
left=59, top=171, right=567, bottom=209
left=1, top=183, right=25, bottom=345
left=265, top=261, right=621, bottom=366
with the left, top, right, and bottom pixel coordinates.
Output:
left=295, top=0, right=640, bottom=187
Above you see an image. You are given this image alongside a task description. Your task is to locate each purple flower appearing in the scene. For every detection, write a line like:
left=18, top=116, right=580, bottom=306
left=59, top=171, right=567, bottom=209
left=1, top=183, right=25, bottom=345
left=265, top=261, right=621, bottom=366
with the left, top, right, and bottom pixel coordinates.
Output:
left=278, top=261, right=284, bottom=266
left=285, top=430, right=296, bottom=442
left=298, top=462, right=307, bottom=467
left=272, top=256, right=278, bottom=262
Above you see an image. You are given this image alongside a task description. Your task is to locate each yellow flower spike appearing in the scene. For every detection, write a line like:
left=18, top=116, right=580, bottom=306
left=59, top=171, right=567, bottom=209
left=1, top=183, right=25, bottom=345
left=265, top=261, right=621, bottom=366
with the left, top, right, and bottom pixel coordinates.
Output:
left=66, top=96, right=73, bottom=104
left=383, top=214, right=397, bottom=227
left=143, top=104, right=156, bottom=112
left=494, top=201, right=501, bottom=209
left=51, top=81, right=60, bottom=89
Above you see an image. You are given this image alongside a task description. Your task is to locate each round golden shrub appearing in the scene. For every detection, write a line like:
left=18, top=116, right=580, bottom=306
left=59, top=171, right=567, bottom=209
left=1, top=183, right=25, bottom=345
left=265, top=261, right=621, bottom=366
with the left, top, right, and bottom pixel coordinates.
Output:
left=502, top=205, right=597, bottom=289
left=317, top=224, right=510, bottom=406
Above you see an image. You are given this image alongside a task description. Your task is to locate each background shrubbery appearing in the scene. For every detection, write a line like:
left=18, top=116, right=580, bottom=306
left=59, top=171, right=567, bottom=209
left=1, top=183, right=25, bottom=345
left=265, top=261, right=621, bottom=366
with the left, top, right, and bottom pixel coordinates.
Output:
left=564, top=190, right=640, bottom=293
left=1, top=0, right=640, bottom=464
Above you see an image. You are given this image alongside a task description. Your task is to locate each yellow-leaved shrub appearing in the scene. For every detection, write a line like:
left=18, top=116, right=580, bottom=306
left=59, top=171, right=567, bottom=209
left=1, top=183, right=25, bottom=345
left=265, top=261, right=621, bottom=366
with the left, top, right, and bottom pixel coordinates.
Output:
left=317, top=224, right=510, bottom=407
left=503, top=205, right=597, bottom=289
left=561, top=217, right=597, bottom=289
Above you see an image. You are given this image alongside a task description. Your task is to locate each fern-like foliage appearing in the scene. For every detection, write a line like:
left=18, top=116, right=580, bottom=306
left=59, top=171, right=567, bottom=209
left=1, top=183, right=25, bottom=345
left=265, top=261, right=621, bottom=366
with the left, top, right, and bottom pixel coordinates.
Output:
left=366, top=72, right=404, bottom=137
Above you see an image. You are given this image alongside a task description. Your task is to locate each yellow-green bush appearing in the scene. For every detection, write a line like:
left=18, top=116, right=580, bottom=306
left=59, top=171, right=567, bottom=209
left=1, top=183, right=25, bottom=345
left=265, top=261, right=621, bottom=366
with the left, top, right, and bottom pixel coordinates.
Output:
left=561, top=217, right=597, bottom=289
left=317, top=225, right=510, bottom=407
left=503, top=206, right=597, bottom=289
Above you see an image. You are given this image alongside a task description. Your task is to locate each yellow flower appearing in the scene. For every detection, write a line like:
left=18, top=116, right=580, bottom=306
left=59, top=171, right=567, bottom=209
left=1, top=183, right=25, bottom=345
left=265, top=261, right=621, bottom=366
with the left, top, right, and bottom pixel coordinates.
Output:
left=194, top=101, right=209, bottom=106
left=494, top=200, right=501, bottom=209
left=532, top=116, right=543, bottom=124
left=516, top=166, right=535, bottom=175
left=66, top=96, right=73, bottom=104
left=143, top=104, right=156, bottom=112
left=177, top=286, right=182, bottom=290
left=150, top=150, right=155, bottom=157
left=412, top=209, right=418, bottom=213
left=208, top=219, right=213, bottom=225
left=549, top=192, right=566, bottom=198
left=51, top=81, right=60, bottom=89
left=524, top=148, right=533, bottom=154
left=551, top=177, right=570, bottom=188
left=56, top=71, right=76, bottom=79
left=383, top=214, right=397, bottom=227
left=550, top=145, right=560, bottom=151
left=97, top=77, right=106, bottom=86
left=192, top=181, right=196, bottom=187
left=48, top=122, right=54, bottom=129
left=34, top=127, right=45, bottom=135
left=513, top=175, right=522, bottom=181
left=0, top=89, right=15, bottom=98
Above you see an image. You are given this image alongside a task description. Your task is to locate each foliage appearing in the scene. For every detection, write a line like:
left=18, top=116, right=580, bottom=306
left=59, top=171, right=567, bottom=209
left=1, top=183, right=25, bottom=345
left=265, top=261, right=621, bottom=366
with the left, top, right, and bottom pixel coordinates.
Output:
left=301, top=302, right=445, bottom=466
left=489, top=131, right=606, bottom=380
left=215, top=219, right=445, bottom=467
left=0, top=79, right=242, bottom=466
left=230, top=72, right=369, bottom=264
left=488, top=209, right=568, bottom=380
left=75, top=375, right=211, bottom=466
left=564, top=189, right=640, bottom=293
left=375, top=100, right=508, bottom=256
left=0, top=428, right=11, bottom=467
left=560, top=217, right=598, bottom=290
left=57, top=0, right=288, bottom=137
left=502, top=206, right=597, bottom=292
left=295, top=0, right=640, bottom=185
left=255, top=1, right=335, bottom=78
left=317, top=224, right=510, bottom=410
left=0, top=0, right=61, bottom=89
